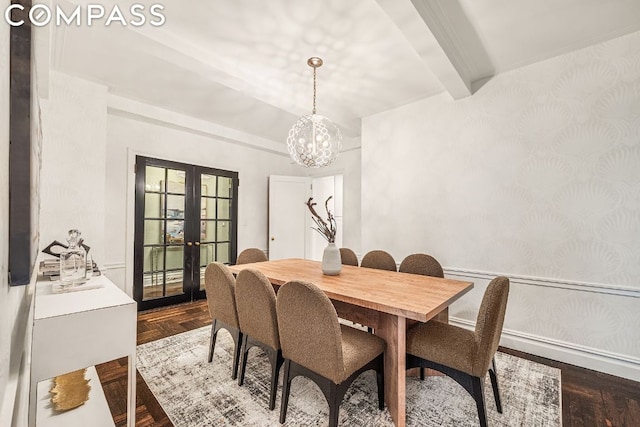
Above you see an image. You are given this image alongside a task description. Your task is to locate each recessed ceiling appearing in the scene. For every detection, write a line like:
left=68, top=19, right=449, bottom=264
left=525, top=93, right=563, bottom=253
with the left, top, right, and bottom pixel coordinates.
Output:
left=52, top=0, right=640, bottom=143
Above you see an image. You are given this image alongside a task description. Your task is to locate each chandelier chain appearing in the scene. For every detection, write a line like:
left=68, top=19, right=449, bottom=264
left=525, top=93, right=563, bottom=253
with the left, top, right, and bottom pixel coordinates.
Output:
left=312, top=66, right=317, bottom=114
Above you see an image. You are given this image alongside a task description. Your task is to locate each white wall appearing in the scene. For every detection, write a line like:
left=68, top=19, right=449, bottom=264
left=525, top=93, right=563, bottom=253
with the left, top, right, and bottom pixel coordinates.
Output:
left=104, top=104, right=302, bottom=292
left=39, top=71, right=108, bottom=264
left=306, top=147, right=362, bottom=255
left=362, top=31, right=640, bottom=380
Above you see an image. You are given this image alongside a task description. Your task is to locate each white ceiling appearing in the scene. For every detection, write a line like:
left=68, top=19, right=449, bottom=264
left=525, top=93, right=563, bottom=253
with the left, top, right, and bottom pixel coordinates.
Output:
left=53, top=0, right=640, bottom=143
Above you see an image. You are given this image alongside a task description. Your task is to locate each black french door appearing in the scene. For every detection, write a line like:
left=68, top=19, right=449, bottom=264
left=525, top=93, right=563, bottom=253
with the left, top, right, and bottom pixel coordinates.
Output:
left=134, top=156, right=238, bottom=310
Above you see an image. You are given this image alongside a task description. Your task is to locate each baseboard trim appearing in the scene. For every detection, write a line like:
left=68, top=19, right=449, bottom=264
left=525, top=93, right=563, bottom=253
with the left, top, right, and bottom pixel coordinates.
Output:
left=444, top=267, right=640, bottom=298
left=451, top=316, right=640, bottom=382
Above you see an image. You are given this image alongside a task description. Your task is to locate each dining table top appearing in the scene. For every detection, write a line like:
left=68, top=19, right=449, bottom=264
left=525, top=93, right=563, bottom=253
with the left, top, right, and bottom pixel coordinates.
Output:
left=228, top=258, right=474, bottom=323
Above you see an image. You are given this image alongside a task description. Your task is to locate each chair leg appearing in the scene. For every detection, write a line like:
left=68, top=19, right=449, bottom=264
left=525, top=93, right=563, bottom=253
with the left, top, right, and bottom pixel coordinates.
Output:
left=328, top=383, right=340, bottom=427
left=420, top=367, right=425, bottom=380
left=268, top=350, right=284, bottom=411
left=208, top=319, right=218, bottom=363
left=238, top=334, right=249, bottom=386
left=232, top=330, right=243, bottom=380
left=472, top=376, right=488, bottom=427
left=489, top=356, right=502, bottom=413
left=279, top=360, right=292, bottom=424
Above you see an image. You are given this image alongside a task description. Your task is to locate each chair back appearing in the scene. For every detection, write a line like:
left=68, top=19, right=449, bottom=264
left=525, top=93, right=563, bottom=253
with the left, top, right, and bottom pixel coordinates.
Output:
left=276, top=280, right=343, bottom=382
left=204, top=262, right=240, bottom=328
left=235, top=269, right=279, bottom=349
left=361, top=250, right=397, bottom=271
left=399, top=253, right=444, bottom=277
left=473, top=276, right=510, bottom=375
left=339, top=248, right=359, bottom=266
left=236, top=248, right=268, bottom=264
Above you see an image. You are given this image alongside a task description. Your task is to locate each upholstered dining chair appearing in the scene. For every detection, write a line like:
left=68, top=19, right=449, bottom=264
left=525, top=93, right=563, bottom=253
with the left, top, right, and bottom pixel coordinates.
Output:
left=360, top=250, right=397, bottom=271
left=236, top=247, right=268, bottom=264
left=276, top=280, right=386, bottom=427
left=339, top=247, right=359, bottom=266
left=235, top=269, right=283, bottom=410
left=399, top=253, right=444, bottom=278
left=204, top=262, right=243, bottom=380
left=406, top=276, right=510, bottom=427
left=399, top=253, right=447, bottom=379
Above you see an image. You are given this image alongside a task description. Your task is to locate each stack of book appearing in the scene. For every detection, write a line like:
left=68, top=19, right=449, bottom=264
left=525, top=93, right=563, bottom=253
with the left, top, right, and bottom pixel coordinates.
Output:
left=39, top=259, right=101, bottom=280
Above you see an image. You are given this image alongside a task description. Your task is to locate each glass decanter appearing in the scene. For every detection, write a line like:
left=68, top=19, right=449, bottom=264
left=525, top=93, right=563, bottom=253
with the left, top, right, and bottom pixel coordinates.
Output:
left=59, top=229, right=87, bottom=286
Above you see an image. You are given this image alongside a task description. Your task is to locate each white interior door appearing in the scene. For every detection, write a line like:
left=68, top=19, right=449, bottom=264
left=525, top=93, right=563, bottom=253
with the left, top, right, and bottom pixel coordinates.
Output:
left=268, top=175, right=311, bottom=260
left=310, top=175, right=344, bottom=260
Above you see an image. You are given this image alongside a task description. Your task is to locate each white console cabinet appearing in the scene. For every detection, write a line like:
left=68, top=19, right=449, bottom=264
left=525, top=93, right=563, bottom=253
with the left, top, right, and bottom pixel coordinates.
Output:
left=30, top=275, right=136, bottom=427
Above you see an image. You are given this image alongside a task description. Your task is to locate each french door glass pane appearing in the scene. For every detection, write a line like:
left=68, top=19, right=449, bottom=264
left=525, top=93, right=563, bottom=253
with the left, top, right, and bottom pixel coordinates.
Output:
left=201, top=197, right=216, bottom=219
left=217, top=243, right=230, bottom=264
left=145, top=166, right=165, bottom=192
left=217, top=199, right=231, bottom=219
left=201, top=174, right=216, bottom=197
left=144, top=193, right=162, bottom=218
left=166, top=170, right=186, bottom=193
left=164, top=195, right=185, bottom=219
left=218, top=177, right=232, bottom=197
left=143, top=247, right=164, bottom=272
left=144, top=220, right=164, bottom=245
left=217, top=221, right=230, bottom=241
left=200, top=243, right=215, bottom=267
left=165, top=247, right=184, bottom=270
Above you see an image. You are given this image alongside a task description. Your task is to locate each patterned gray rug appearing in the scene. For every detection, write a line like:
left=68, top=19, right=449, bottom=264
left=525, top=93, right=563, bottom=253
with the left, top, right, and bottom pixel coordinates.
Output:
left=137, top=326, right=561, bottom=426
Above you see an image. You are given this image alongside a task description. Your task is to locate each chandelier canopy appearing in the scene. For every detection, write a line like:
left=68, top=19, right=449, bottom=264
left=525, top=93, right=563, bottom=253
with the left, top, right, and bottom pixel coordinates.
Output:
left=287, top=57, right=342, bottom=168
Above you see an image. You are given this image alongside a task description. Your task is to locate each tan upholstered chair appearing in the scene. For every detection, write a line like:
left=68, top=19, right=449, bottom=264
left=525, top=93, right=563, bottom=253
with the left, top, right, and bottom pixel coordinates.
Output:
left=360, top=250, right=397, bottom=271
left=204, top=262, right=242, bottom=380
left=339, top=248, right=359, bottom=266
left=235, top=269, right=283, bottom=410
left=399, top=253, right=444, bottom=278
left=406, top=276, right=510, bottom=427
left=236, top=248, right=268, bottom=264
left=276, top=280, right=386, bottom=427
left=399, top=253, right=447, bottom=378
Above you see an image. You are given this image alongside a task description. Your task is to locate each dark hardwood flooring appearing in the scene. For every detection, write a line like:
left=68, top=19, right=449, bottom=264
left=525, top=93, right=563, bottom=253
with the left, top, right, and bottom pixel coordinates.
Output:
left=96, top=300, right=640, bottom=427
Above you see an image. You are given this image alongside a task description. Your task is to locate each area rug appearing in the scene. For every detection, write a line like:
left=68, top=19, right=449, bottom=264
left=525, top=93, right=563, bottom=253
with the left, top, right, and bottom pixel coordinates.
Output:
left=137, top=326, right=561, bottom=426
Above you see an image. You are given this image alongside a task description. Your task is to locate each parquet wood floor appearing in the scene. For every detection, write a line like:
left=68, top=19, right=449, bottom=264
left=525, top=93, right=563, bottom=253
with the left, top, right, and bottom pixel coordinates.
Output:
left=96, top=300, right=640, bottom=427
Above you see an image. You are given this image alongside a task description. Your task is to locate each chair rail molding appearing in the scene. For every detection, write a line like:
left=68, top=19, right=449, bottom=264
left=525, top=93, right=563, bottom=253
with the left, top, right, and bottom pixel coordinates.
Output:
left=445, top=267, right=640, bottom=299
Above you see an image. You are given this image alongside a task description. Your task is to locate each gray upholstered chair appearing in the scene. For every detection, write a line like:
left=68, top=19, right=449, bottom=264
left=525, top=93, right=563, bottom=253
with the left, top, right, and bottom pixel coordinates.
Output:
left=360, top=250, right=397, bottom=271
left=236, top=248, right=268, bottom=264
left=399, top=253, right=447, bottom=379
left=276, top=280, right=386, bottom=427
left=339, top=247, right=359, bottom=266
left=235, top=269, right=283, bottom=410
left=204, top=262, right=242, bottom=380
left=406, top=276, right=510, bottom=427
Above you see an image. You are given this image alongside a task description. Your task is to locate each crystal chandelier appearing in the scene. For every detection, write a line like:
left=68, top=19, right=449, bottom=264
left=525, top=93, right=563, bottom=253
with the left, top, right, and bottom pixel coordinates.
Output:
left=287, top=57, right=342, bottom=168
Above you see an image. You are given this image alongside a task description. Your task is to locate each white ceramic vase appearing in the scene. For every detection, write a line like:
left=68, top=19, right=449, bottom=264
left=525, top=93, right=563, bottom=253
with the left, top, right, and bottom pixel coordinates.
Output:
left=322, top=242, right=342, bottom=275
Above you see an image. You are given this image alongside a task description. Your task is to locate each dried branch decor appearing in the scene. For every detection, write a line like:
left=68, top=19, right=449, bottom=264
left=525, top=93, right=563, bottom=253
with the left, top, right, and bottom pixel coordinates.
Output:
left=306, top=196, right=337, bottom=243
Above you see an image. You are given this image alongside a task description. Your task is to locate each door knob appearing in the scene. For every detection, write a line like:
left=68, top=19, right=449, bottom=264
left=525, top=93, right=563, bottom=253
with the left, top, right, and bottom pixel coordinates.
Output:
left=194, top=242, right=200, bottom=246
left=186, top=242, right=193, bottom=246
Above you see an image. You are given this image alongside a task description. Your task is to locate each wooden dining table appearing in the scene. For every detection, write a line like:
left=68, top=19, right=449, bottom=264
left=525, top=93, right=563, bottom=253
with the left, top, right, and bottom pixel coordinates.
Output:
left=228, top=258, right=474, bottom=427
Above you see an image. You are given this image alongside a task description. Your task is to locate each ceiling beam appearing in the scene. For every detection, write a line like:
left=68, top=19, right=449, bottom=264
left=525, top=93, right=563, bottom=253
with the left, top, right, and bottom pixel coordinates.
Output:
left=376, top=0, right=494, bottom=99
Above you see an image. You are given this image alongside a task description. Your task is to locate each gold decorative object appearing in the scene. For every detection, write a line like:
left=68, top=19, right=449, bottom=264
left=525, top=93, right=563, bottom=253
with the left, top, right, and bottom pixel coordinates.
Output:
left=50, top=369, right=91, bottom=411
